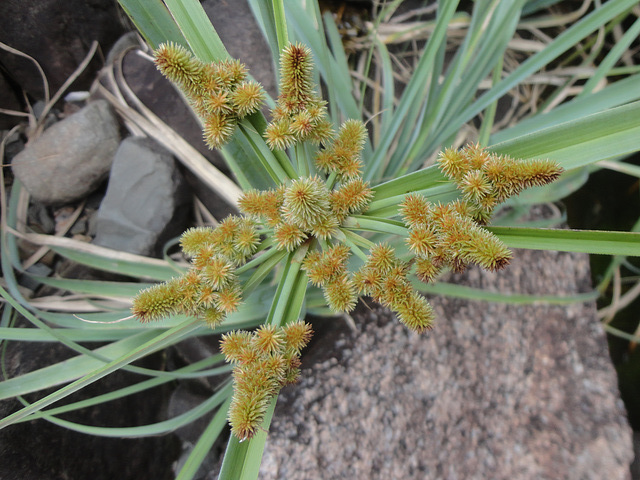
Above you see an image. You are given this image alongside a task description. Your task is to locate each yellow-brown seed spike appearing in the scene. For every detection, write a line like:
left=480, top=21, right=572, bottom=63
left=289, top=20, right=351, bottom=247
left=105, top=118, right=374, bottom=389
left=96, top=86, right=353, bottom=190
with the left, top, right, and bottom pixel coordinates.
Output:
left=215, top=283, right=243, bottom=313
left=317, top=119, right=366, bottom=178
left=406, top=226, right=438, bottom=257
left=176, top=270, right=202, bottom=315
left=237, top=189, right=268, bottom=218
left=251, top=324, right=285, bottom=355
left=202, top=306, right=225, bottom=328
left=352, top=265, right=383, bottom=296
left=306, top=117, right=334, bottom=145
left=191, top=244, right=217, bottom=270
left=366, top=243, right=398, bottom=274
left=217, top=216, right=242, bottom=242
left=210, top=59, right=246, bottom=89
left=265, top=119, right=295, bottom=151
left=180, top=226, right=218, bottom=257
left=154, top=43, right=206, bottom=96
left=231, top=80, right=265, bottom=117
left=399, top=193, right=431, bottom=229
left=282, top=321, right=313, bottom=355
left=334, top=178, right=374, bottom=215
left=463, top=142, right=491, bottom=170
left=302, top=250, right=331, bottom=286
left=222, top=58, right=248, bottom=85
left=203, top=113, right=236, bottom=149
left=324, top=244, right=351, bottom=274
left=200, top=255, right=234, bottom=289
left=281, top=355, right=302, bottom=385
left=379, top=266, right=413, bottom=308
left=459, top=170, right=492, bottom=204
left=220, top=330, right=253, bottom=363
left=203, top=89, right=232, bottom=115
left=289, top=110, right=314, bottom=138
left=516, top=158, right=564, bottom=189
left=274, top=222, right=307, bottom=252
left=336, top=119, right=367, bottom=154
left=279, top=43, right=314, bottom=109
left=415, top=256, right=442, bottom=283
left=310, top=214, right=339, bottom=240
left=228, top=386, right=271, bottom=441
left=282, top=176, right=331, bottom=231
left=131, top=279, right=182, bottom=322
left=323, top=274, right=357, bottom=313
left=394, top=292, right=435, bottom=333
left=438, top=147, right=469, bottom=182
left=196, top=283, right=217, bottom=308
left=233, top=219, right=260, bottom=259
left=460, top=224, right=512, bottom=271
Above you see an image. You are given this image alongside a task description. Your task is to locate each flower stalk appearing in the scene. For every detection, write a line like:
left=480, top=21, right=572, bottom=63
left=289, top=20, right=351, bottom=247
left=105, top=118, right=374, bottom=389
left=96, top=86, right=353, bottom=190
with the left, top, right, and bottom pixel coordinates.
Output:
left=132, top=43, right=564, bottom=442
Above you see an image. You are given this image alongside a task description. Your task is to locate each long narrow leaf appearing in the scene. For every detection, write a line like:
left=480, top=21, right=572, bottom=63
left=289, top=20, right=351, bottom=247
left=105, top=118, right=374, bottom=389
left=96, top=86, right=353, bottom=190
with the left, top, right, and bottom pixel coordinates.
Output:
left=490, top=227, right=640, bottom=256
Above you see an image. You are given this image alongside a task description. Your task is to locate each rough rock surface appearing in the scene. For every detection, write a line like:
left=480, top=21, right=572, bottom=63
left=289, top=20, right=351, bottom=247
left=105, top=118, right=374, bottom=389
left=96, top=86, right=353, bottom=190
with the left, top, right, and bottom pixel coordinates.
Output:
left=260, top=249, right=634, bottom=480
left=11, top=99, right=120, bottom=205
left=93, top=136, right=190, bottom=257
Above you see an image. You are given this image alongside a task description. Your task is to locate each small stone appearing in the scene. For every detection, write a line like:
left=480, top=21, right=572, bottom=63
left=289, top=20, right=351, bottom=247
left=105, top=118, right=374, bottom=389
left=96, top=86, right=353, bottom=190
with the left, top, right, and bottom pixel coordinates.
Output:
left=92, top=136, right=190, bottom=257
left=11, top=100, right=120, bottom=205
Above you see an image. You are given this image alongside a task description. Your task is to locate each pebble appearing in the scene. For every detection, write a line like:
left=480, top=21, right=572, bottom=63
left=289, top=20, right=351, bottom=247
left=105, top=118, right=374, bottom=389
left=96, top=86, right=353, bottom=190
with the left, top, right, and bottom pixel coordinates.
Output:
left=11, top=100, right=120, bottom=205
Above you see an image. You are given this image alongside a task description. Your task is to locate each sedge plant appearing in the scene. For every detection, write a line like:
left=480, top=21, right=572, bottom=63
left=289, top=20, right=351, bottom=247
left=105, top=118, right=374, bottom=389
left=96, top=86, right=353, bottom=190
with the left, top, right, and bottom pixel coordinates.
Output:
left=1, top=1, right=640, bottom=479
left=136, top=39, right=560, bottom=448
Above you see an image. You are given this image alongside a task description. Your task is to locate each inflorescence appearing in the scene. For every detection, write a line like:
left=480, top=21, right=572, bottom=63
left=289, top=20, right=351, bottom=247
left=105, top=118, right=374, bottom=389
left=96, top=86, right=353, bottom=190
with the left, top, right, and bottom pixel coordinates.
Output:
left=132, top=43, right=564, bottom=441
left=155, top=42, right=265, bottom=148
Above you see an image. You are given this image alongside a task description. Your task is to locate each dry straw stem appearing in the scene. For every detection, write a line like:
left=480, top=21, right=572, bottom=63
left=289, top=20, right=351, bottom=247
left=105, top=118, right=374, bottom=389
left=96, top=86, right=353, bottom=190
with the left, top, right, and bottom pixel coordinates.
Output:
left=96, top=48, right=243, bottom=206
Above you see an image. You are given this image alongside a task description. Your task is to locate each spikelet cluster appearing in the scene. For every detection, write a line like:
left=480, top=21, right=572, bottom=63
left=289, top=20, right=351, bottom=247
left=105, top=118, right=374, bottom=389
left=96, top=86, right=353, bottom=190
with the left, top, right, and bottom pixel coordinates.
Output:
left=302, top=245, right=357, bottom=312
left=353, top=243, right=435, bottom=332
left=400, top=194, right=512, bottom=282
left=154, top=43, right=265, bottom=149
left=220, top=321, right=313, bottom=440
left=238, top=122, right=373, bottom=251
left=315, top=120, right=367, bottom=180
left=265, top=43, right=333, bottom=150
left=131, top=217, right=260, bottom=327
left=438, top=144, right=563, bottom=223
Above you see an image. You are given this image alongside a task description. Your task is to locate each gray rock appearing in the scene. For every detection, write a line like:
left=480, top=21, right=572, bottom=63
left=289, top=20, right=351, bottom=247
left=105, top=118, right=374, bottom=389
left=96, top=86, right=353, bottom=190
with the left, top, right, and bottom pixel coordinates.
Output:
left=93, top=136, right=190, bottom=257
left=259, top=249, right=634, bottom=479
left=11, top=99, right=120, bottom=205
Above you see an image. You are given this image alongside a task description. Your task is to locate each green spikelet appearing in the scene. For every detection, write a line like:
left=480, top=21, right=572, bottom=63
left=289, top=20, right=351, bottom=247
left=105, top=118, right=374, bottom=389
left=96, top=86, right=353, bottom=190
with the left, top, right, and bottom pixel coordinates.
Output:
left=282, top=176, right=331, bottom=231
left=232, top=80, right=265, bottom=117
left=265, top=43, right=332, bottom=148
left=131, top=279, right=182, bottom=322
left=314, top=119, right=367, bottom=178
left=323, top=274, right=357, bottom=313
left=221, top=322, right=313, bottom=441
left=395, top=292, right=435, bottom=333
left=154, top=45, right=263, bottom=150
left=180, top=226, right=218, bottom=257
left=279, top=43, right=314, bottom=108
left=154, top=43, right=206, bottom=96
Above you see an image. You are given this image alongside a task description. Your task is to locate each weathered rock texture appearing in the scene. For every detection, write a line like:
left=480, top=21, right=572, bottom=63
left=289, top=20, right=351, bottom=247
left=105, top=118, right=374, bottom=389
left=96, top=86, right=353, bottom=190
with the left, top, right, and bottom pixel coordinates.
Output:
left=260, top=249, right=633, bottom=479
left=93, top=136, right=190, bottom=257
left=11, top=99, right=120, bottom=205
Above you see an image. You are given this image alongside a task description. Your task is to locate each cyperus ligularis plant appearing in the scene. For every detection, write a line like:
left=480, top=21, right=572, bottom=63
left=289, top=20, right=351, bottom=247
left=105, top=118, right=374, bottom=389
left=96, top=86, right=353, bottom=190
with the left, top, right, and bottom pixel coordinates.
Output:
left=131, top=42, right=563, bottom=440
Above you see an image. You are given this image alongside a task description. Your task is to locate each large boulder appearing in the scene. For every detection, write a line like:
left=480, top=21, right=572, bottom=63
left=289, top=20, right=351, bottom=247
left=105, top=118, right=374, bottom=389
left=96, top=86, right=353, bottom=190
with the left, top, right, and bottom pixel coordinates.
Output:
left=259, top=249, right=634, bottom=479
